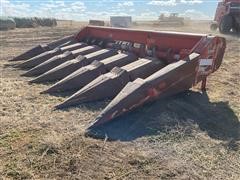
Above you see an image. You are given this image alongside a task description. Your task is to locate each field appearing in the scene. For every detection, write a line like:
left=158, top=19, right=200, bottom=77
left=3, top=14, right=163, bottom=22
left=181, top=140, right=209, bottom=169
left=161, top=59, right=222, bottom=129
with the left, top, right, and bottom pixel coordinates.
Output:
left=0, top=21, right=240, bottom=179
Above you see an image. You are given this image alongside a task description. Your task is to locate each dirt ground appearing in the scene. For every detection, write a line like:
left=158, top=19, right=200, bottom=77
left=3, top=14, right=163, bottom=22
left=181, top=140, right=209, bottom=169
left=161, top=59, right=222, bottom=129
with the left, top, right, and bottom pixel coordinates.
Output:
left=0, top=21, right=240, bottom=179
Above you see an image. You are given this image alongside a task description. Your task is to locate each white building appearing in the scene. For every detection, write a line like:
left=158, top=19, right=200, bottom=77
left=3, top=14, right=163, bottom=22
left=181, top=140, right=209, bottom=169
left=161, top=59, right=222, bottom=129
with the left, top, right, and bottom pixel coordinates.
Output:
left=110, top=16, right=132, bottom=28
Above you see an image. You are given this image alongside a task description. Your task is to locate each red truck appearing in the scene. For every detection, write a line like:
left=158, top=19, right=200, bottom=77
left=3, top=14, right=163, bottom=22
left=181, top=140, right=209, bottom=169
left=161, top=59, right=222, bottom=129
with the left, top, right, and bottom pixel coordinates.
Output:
left=211, top=0, right=240, bottom=33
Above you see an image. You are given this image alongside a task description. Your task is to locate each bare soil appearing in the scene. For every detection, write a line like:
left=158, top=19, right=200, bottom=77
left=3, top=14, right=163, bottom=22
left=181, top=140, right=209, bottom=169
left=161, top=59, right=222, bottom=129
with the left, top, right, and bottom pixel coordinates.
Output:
left=0, top=21, right=239, bottom=179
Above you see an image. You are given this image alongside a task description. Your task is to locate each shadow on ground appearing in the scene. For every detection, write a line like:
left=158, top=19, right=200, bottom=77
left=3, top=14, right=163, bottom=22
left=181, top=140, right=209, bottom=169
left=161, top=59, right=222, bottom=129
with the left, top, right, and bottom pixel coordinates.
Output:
left=87, top=91, right=240, bottom=142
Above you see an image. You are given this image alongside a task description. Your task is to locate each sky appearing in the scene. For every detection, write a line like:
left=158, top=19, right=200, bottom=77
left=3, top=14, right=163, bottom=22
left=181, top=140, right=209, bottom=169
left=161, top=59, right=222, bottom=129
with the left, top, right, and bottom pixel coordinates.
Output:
left=0, top=0, right=220, bottom=21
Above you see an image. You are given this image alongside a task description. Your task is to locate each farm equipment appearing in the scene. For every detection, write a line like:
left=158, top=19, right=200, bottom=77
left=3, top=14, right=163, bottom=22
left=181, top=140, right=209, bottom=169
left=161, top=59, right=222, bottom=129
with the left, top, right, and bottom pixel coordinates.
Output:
left=11, top=26, right=226, bottom=131
left=211, top=0, right=240, bottom=33
left=154, top=13, right=184, bottom=26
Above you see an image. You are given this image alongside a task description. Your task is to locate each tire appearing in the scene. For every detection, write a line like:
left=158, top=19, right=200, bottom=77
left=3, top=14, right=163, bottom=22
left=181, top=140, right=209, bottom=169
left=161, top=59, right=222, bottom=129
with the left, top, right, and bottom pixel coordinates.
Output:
left=219, top=15, right=233, bottom=34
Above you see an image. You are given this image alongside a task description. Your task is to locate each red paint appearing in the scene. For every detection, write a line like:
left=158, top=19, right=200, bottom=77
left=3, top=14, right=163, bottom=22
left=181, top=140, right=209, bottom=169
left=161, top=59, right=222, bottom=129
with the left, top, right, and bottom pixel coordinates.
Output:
left=74, top=26, right=225, bottom=91
left=148, top=88, right=159, bottom=97
left=75, top=26, right=204, bottom=59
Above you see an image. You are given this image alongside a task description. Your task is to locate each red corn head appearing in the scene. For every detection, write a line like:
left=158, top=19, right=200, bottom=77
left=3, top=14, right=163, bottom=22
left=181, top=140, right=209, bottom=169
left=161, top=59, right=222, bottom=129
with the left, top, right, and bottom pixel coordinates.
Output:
left=17, top=43, right=89, bottom=69
left=11, top=35, right=76, bottom=61
left=26, top=48, right=115, bottom=77
left=10, top=26, right=226, bottom=133
left=89, top=53, right=201, bottom=128
left=23, top=51, right=75, bottom=77
left=38, top=48, right=117, bottom=88
left=45, top=53, right=137, bottom=94
left=56, top=58, right=166, bottom=109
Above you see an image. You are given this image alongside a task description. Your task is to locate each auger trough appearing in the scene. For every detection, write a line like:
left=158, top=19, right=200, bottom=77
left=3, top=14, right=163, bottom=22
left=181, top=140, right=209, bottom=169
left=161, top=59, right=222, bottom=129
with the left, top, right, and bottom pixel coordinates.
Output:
left=12, top=26, right=226, bottom=131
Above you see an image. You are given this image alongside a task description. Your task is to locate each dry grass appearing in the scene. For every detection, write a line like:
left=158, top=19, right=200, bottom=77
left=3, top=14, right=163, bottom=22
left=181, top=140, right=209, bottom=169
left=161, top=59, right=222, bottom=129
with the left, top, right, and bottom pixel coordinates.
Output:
left=0, top=20, right=239, bottom=179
